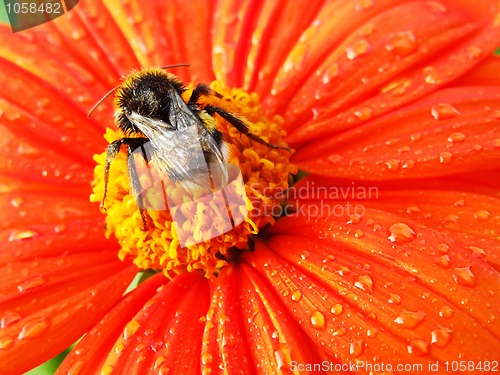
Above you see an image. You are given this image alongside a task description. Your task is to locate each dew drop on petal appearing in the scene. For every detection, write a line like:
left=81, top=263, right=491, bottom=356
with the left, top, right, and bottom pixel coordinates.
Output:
left=354, top=107, right=374, bottom=121
left=328, top=154, right=344, bottom=163
left=291, top=290, right=302, bottom=302
left=201, top=352, right=213, bottom=365
left=386, top=31, right=417, bottom=57
left=452, top=267, right=476, bottom=287
left=331, top=304, right=344, bottom=316
left=431, top=326, right=452, bottom=347
left=407, top=338, right=429, bottom=356
left=310, top=310, right=326, bottom=329
left=469, top=246, right=486, bottom=258
left=431, top=103, right=460, bottom=120
left=8, top=229, right=39, bottom=241
left=355, top=275, right=374, bottom=293
left=434, top=255, right=450, bottom=268
left=355, top=0, right=374, bottom=11
left=388, top=223, right=416, bottom=243
left=0, top=337, right=14, bottom=350
left=349, top=339, right=364, bottom=357
left=346, top=39, right=371, bottom=60
left=123, top=319, right=141, bottom=339
left=321, top=63, right=340, bottom=85
left=1, top=311, right=23, bottom=328
left=18, top=318, right=49, bottom=340
left=467, top=46, right=483, bottom=60
left=68, top=361, right=84, bottom=375
left=439, top=306, right=454, bottom=318
left=386, top=159, right=400, bottom=172
left=17, top=275, right=46, bottom=292
left=439, top=152, right=453, bottom=165
left=394, top=310, right=426, bottom=329
left=423, top=67, right=441, bottom=84
left=388, top=294, right=402, bottom=305
left=447, top=132, right=465, bottom=143
left=474, top=210, right=490, bottom=222
left=493, top=139, right=500, bottom=149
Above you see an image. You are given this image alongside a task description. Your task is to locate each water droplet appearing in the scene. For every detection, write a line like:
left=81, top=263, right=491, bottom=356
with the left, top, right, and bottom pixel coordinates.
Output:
left=474, top=210, right=490, bottom=222
left=431, top=103, right=460, bottom=119
left=467, top=46, right=483, bottom=59
left=469, top=246, right=486, bottom=258
left=310, top=310, right=325, bottom=329
left=493, top=139, right=500, bottom=149
left=347, top=214, right=362, bottom=224
left=328, top=154, right=344, bottom=164
left=201, top=352, right=213, bottom=365
left=394, top=310, right=426, bottom=329
left=388, top=223, right=416, bottom=243
left=423, top=67, right=441, bottom=84
left=18, top=318, right=49, bottom=339
left=383, top=158, right=400, bottom=172
left=367, top=328, right=378, bottom=337
left=434, top=255, right=450, bottom=268
left=0, top=337, right=14, bottom=350
left=447, top=132, right=465, bottom=143
left=8, top=229, right=39, bottom=241
left=354, top=107, right=374, bottom=121
left=321, top=63, right=340, bottom=84
left=452, top=267, right=476, bottom=287
left=68, top=361, right=84, bottom=375
left=10, top=197, right=24, bottom=208
left=439, top=152, right=453, bottom=165
left=453, top=199, right=465, bottom=207
left=18, top=275, right=46, bottom=292
left=355, top=275, right=374, bottom=293
left=406, top=205, right=421, bottom=214
left=101, top=365, right=114, bottom=375
left=333, top=327, right=347, bottom=336
left=123, top=319, right=140, bottom=339
left=349, top=339, right=364, bottom=357
left=388, top=294, right=402, bottom=305
left=439, top=306, right=454, bottom=318
left=354, top=230, right=364, bottom=238
left=1, top=311, right=23, bottom=328
left=407, top=338, right=429, bottom=355
left=427, top=1, right=447, bottom=14
left=291, top=290, right=302, bottom=301
left=355, top=0, right=374, bottom=11
left=346, top=39, right=371, bottom=60
left=386, top=31, right=417, bottom=57
left=331, top=304, right=343, bottom=316
left=431, top=326, right=452, bottom=347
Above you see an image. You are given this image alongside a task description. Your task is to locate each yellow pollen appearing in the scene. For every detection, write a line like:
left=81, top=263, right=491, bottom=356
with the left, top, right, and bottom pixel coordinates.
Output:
left=90, top=81, right=296, bottom=278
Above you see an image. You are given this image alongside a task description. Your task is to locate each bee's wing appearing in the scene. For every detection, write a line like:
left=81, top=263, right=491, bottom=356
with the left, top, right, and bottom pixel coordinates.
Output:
left=127, top=109, right=228, bottom=194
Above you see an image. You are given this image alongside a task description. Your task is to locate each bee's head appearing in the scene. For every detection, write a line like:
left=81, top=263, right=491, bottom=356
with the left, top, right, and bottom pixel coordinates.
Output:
left=113, top=68, right=185, bottom=135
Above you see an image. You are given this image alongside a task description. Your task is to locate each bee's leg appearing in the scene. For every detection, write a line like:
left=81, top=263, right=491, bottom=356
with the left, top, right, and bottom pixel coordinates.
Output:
left=102, top=138, right=148, bottom=210
left=204, top=104, right=291, bottom=151
left=187, top=83, right=213, bottom=106
left=127, top=142, right=154, bottom=229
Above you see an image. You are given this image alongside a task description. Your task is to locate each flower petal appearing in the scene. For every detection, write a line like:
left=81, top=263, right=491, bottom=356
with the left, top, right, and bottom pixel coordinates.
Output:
left=450, top=55, right=500, bottom=87
left=256, top=0, right=500, bottom=145
left=245, top=203, right=500, bottom=364
left=95, top=272, right=209, bottom=374
left=56, top=273, right=167, bottom=375
left=201, top=265, right=325, bottom=373
left=294, top=86, right=500, bottom=180
left=0, top=253, right=136, bottom=374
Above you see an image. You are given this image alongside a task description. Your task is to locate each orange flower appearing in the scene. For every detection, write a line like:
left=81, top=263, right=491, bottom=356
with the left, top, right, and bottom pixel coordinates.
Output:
left=1, top=1, right=500, bottom=374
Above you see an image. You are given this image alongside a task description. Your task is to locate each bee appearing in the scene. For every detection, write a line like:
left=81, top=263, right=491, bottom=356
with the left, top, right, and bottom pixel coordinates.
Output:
left=89, top=67, right=289, bottom=218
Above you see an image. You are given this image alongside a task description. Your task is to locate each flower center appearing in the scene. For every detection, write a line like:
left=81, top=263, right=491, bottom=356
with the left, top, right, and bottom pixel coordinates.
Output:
left=90, top=81, right=296, bottom=277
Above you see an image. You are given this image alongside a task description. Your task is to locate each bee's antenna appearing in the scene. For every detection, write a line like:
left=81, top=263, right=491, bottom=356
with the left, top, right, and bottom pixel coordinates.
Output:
left=88, top=86, right=118, bottom=118
left=161, top=64, right=190, bottom=70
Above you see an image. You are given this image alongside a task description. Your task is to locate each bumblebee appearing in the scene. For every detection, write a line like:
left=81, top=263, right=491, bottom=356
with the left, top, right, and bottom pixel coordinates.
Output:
left=89, top=67, right=288, bottom=214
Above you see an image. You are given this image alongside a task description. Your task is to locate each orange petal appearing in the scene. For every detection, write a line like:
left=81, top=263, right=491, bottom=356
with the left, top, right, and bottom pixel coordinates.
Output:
left=293, top=86, right=500, bottom=180
left=246, top=205, right=500, bottom=366
left=256, top=0, right=500, bottom=145
left=0, top=253, right=136, bottom=374
left=201, top=264, right=325, bottom=373
left=96, top=272, right=209, bottom=374
left=450, top=54, right=500, bottom=87
left=56, top=273, right=168, bottom=374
